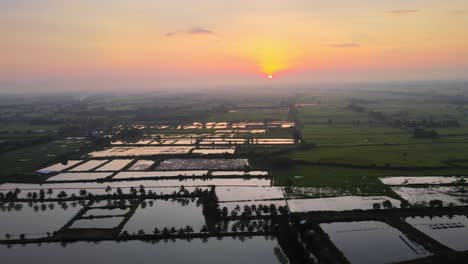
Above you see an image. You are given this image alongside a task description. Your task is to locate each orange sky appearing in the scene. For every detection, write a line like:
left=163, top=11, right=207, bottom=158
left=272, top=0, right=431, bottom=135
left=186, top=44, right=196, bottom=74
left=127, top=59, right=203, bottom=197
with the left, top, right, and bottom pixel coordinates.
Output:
left=1, top=0, right=468, bottom=91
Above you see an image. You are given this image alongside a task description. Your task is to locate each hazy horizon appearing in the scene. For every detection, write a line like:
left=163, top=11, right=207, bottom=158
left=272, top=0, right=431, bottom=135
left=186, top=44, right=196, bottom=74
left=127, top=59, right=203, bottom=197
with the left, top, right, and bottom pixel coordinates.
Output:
left=2, top=0, right=468, bottom=92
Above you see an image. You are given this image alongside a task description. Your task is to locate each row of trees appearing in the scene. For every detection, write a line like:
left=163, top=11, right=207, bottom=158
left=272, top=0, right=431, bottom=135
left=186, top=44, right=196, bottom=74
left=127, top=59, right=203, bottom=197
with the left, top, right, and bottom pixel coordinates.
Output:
left=1, top=186, right=210, bottom=202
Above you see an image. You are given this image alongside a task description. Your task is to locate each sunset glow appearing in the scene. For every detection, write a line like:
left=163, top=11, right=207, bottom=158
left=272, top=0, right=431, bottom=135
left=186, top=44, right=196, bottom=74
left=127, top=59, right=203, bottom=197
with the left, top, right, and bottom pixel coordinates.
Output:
left=1, top=0, right=468, bottom=91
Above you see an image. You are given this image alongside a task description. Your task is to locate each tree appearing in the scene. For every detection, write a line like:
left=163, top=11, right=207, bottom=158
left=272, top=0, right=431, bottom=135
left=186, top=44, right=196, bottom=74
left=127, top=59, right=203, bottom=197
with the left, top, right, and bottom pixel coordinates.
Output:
left=47, top=189, right=53, bottom=198
left=153, top=228, right=160, bottom=235
left=79, top=189, right=88, bottom=197
left=429, top=199, right=443, bottom=208
left=382, top=200, right=393, bottom=209
left=39, top=189, right=46, bottom=200
left=57, top=191, right=68, bottom=199
left=400, top=200, right=410, bottom=209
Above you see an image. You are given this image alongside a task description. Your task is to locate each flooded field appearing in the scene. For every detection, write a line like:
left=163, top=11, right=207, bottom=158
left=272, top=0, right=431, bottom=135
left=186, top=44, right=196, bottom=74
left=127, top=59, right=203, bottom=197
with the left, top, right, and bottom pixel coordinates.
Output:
left=89, top=146, right=193, bottom=157
left=380, top=176, right=468, bottom=186
left=96, top=159, right=133, bottom=171
left=82, top=207, right=130, bottom=217
left=113, top=171, right=208, bottom=179
left=127, top=160, right=154, bottom=170
left=36, top=160, right=83, bottom=174
left=405, top=215, right=468, bottom=251
left=392, top=186, right=468, bottom=206
left=211, top=171, right=269, bottom=176
left=192, top=148, right=236, bottom=155
left=70, top=216, right=125, bottom=229
left=219, top=200, right=287, bottom=212
left=320, top=221, right=430, bottom=264
left=215, top=187, right=284, bottom=202
left=0, top=178, right=272, bottom=196
left=0, top=202, right=82, bottom=239
left=122, top=199, right=205, bottom=234
left=70, top=160, right=109, bottom=172
left=46, top=172, right=113, bottom=182
left=156, top=159, right=249, bottom=170
left=288, top=196, right=400, bottom=212
left=0, top=237, right=283, bottom=264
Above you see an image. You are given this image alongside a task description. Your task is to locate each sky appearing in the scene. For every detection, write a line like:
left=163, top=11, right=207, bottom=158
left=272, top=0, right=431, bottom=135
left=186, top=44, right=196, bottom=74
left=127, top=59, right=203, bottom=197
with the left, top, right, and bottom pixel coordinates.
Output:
left=1, top=0, right=468, bottom=92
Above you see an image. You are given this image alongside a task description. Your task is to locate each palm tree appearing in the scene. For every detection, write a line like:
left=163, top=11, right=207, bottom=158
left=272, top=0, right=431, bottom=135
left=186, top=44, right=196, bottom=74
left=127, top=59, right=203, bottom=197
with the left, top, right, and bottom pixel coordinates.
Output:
left=200, top=225, right=208, bottom=234
left=47, top=189, right=53, bottom=198
left=79, top=189, right=88, bottom=197
left=153, top=228, right=160, bottom=235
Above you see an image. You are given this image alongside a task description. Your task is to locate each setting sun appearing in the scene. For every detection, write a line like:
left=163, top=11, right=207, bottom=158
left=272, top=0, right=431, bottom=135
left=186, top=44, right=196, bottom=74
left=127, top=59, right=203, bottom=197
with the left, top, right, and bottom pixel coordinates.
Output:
left=267, top=74, right=273, bottom=79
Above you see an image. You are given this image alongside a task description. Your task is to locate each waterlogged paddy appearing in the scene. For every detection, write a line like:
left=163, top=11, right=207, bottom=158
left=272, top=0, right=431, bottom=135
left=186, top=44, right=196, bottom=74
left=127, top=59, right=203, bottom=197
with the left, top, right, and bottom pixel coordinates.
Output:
left=288, top=196, right=401, bottom=212
left=127, top=160, right=155, bottom=170
left=219, top=200, right=287, bottom=212
left=0, top=202, right=82, bottom=239
left=380, top=176, right=468, bottom=186
left=391, top=186, right=468, bottom=206
left=0, top=178, right=272, bottom=197
left=46, top=172, right=113, bottom=182
left=70, top=216, right=125, bottom=229
left=405, top=215, right=468, bottom=251
left=320, top=221, right=430, bottom=264
left=113, top=171, right=208, bottom=179
left=82, top=207, right=130, bottom=217
left=0, top=237, right=283, bottom=264
left=96, top=159, right=133, bottom=171
left=192, top=148, right=236, bottom=155
left=36, top=160, right=83, bottom=174
left=211, top=171, right=269, bottom=176
left=215, top=187, right=284, bottom=202
left=70, top=160, right=109, bottom=171
left=89, top=146, right=193, bottom=157
left=156, top=159, right=249, bottom=170
left=122, top=199, right=205, bottom=234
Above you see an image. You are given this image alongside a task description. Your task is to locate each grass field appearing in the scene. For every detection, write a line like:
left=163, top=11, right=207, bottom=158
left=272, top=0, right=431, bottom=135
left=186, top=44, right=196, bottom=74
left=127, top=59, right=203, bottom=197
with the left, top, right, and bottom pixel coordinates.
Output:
left=0, top=140, right=89, bottom=181
left=209, top=111, right=289, bottom=121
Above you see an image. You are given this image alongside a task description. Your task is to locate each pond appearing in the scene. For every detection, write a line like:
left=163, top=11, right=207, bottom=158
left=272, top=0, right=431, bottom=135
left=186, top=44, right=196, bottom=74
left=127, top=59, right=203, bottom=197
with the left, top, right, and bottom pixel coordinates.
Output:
left=0, top=236, right=284, bottom=264
left=320, top=221, right=430, bottom=264
left=405, top=215, right=468, bottom=251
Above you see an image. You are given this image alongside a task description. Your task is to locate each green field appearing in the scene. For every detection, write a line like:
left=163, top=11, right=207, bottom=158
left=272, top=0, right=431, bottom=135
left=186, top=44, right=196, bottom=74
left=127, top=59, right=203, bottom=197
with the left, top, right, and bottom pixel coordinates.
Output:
left=0, top=140, right=89, bottom=181
left=209, top=110, right=289, bottom=121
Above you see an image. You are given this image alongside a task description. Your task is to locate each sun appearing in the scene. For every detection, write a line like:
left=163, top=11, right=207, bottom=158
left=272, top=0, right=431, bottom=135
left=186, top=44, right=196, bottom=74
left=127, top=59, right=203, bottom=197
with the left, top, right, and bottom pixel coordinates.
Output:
left=267, top=74, right=273, bottom=79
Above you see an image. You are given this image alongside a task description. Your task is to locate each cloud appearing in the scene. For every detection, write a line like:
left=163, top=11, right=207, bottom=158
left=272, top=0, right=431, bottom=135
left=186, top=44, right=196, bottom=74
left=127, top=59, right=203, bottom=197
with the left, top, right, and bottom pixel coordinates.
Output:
left=186, top=27, right=213, bottom=35
left=451, top=9, right=468, bottom=15
left=323, top=43, right=360, bottom=48
left=164, top=27, right=214, bottom=37
left=386, top=9, right=421, bottom=16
